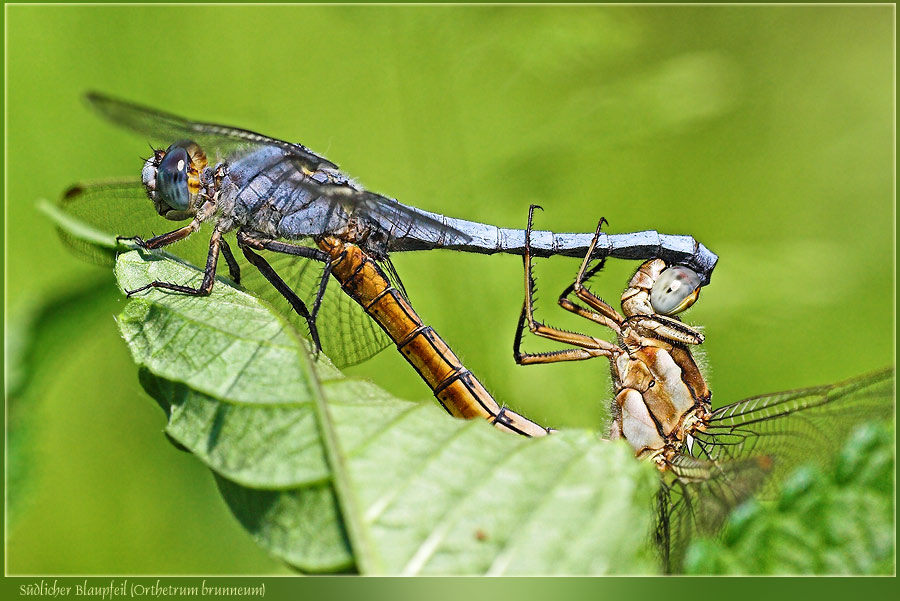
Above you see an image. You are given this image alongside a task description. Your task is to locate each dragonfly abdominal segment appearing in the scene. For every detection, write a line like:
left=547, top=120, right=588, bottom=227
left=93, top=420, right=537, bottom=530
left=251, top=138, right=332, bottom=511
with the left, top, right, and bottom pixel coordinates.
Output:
left=318, top=236, right=553, bottom=437
left=383, top=205, right=718, bottom=284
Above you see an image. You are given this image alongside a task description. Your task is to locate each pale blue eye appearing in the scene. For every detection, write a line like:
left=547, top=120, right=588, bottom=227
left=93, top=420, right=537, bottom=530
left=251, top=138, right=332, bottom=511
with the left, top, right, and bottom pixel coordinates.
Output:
left=650, top=266, right=701, bottom=315
left=156, top=142, right=191, bottom=211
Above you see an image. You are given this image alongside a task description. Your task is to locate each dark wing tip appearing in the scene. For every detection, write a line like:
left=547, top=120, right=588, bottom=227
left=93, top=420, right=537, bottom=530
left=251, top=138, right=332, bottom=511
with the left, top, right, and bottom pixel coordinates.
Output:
left=63, top=184, right=85, bottom=200
left=84, top=90, right=122, bottom=114
left=83, top=91, right=134, bottom=124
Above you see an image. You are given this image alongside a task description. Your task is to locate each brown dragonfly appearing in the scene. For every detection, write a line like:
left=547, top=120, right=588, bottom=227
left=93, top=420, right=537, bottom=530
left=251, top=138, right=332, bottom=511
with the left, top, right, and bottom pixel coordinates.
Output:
left=513, top=205, right=894, bottom=571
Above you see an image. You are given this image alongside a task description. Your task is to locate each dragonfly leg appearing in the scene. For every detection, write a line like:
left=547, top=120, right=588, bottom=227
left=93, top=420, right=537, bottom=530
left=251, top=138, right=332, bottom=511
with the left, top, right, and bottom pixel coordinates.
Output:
left=220, top=239, right=241, bottom=284
left=124, top=228, right=223, bottom=297
left=515, top=205, right=620, bottom=365
left=513, top=306, right=619, bottom=365
left=556, top=219, right=625, bottom=334
left=236, top=232, right=332, bottom=354
left=311, top=255, right=333, bottom=325
left=116, top=219, right=200, bottom=249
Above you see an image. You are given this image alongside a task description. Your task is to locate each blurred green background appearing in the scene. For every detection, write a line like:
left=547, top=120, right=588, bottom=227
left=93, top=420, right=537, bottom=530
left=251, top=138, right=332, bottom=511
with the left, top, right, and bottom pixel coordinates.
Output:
left=6, top=5, right=893, bottom=574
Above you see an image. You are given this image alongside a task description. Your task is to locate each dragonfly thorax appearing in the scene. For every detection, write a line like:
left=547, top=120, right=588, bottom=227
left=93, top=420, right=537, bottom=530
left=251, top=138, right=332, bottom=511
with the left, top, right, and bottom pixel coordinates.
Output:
left=609, top=260, right=711, bottom=463
left=611, top=343, right=710, bottom=460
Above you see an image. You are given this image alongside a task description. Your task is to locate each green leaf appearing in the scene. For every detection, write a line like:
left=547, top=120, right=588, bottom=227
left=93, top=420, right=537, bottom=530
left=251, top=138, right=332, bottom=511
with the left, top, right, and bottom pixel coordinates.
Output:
left=683, top=421, right=895, bottom=575
left=114, top=250, right=659, bottom=575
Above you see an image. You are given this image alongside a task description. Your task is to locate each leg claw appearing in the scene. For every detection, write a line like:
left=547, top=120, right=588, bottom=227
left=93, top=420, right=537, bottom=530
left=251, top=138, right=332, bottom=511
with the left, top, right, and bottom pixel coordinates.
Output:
left=117, top=235, right=148, bottom=249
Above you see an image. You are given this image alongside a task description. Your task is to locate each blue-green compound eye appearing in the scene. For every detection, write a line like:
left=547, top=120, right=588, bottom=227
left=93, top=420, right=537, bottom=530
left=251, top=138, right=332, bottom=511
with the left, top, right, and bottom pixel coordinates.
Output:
left=156, top=142, right=191, bottom=211
left=650, top=265, right=701, bottom=315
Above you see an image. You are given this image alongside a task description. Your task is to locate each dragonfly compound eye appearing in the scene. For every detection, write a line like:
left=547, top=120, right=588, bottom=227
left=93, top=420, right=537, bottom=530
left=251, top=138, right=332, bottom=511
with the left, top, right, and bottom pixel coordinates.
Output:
left=156, top=142, right=192, bottom=212
left=650, top=265, right=701, bottom=315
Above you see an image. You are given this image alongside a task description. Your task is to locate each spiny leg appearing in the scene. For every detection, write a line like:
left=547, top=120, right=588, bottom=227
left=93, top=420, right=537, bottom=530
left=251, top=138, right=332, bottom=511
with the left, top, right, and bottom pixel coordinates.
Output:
left=124, top=228, right=224, bottom=297
left=514, top=305, right=618, bottom=365
left=515, top=205, right=620, bottom=365
left=556, top=218, right=625, bottom=333
left=239, top=245, right=322, bottom=353
left=116, top=219, right=200, bottom=250
left=557, top=261, right=623, bottom=332
left=574, top=217, right=609, bottom=288
left=521, top=204, right=542, bottom=329
left=236, top=232, right=332, bottom=354
left=237, top=233, right=333, bottom=325
left=520, top=207, right=612, bottom=349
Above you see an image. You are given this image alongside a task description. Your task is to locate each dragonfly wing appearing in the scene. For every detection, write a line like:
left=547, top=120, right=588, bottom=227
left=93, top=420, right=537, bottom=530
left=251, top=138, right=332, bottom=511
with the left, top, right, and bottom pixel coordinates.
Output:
left=357, top=190, right=473, bottom=245
left=663, top=368, right=894, bottom=572
left=86, top=92, right=337, bottom=171
left=658, top=454, right=773, bottom=572
left=52, top=180, right=211, bottom=267
left=377, top=256, right=409, bottom=299
left=290, top=180, right=472, bottom=247
left=693, top=367, right=895, bottom=492
left=239, top=247, right=391, bottom=367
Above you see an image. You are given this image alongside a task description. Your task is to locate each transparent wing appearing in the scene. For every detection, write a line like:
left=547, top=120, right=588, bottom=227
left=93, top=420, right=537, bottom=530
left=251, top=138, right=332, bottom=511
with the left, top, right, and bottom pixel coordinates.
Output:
left=51, top=182, right=391, bottom=367
left=657, top=454, right=772, bottom=573
left=88, top=93, right=471, bottom=247
left=293, top=180, right=472, bottom=247
left=377, top=256, right=409, bottom=299
left=240, top=248, right=391, bottom=367
left=656, top=368, right=894, bottom=572
left=54, top=180, right=211, bottom=266
left=693, top=368, right=895, bottom=487
left=86, top=92, right=337, bottom=171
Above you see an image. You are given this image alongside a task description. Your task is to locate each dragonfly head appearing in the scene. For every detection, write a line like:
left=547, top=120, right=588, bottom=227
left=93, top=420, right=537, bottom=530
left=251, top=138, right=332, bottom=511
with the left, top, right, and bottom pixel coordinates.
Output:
left=142, top=140, right=208, bottom=220
left=622, top=259, right=702, bottom=318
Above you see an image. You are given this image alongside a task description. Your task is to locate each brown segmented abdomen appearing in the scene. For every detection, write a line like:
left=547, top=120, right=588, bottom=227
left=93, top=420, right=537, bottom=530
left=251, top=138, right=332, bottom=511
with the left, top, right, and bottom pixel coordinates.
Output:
left=318, top=237, right=551, bottom=437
